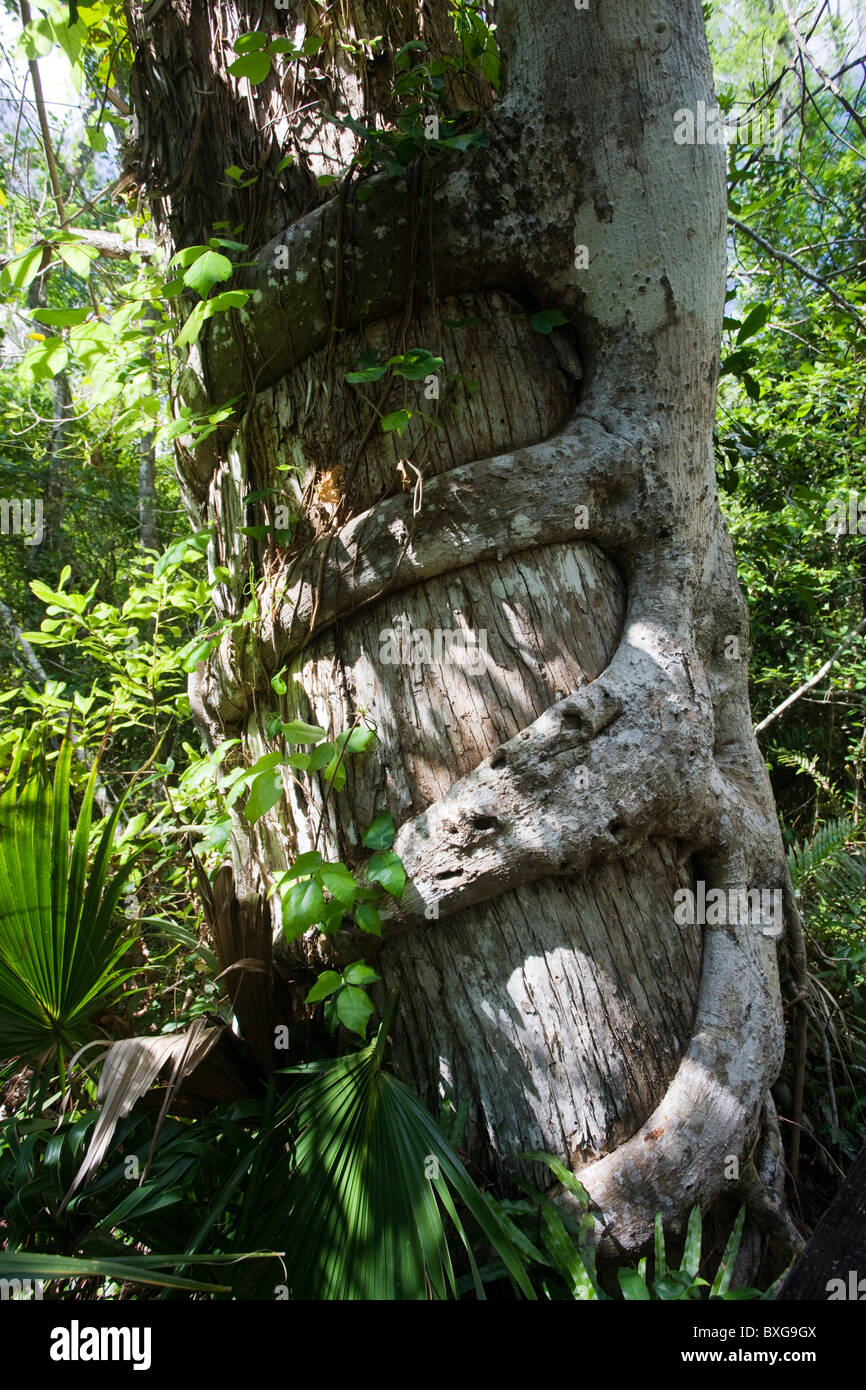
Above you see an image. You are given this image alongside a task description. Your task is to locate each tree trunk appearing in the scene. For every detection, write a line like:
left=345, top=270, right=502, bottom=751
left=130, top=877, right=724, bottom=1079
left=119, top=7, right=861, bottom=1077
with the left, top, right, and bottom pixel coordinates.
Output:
left=127, top=0, right=802, bottom=1265
left=138, top=429, right=158, bottom=554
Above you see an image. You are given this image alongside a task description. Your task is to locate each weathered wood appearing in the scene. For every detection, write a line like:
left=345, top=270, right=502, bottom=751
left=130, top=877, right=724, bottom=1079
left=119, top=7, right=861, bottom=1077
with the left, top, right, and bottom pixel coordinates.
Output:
left=776, top=1146, right=866, bottom=1300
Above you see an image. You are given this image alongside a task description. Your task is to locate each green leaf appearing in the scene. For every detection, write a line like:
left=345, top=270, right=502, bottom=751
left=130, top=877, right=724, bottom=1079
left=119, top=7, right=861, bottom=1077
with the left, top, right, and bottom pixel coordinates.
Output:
left=654, top=1210, right=667, bottom=1282
left=481, top=49, right=500, bottom=88
left=710, top=1206, right=746, bottom=1298
left=276, top=1029, right=535, bottom=1299
left=317, top=900, right=346, bottom=935
left=335, top=985, right=375, bottom=1037
left=736, top=301, right=771, bottom=343
left=289, top=850, right=323, bottom=876
left=308, top=742, right=336, bottom=772
left=228, top=51, right=272, bottom=84
left=363, top=811, right=396, bottom=850
left=530, top=309, right=568, bottom=334
left=720, top=347, right=756, bottom=378
left=346, top=363, right=389, bottom=383
left=183, top=250, right=234, bottom=298
left=366, top=851, right=406, bottom=899
left=335, top=726, right=377, bottom=754
left=234, top=31, right=270, bottom=52
left=179, top=633, right=216, bottom=671
left=282, top=878, right=327, bottom=939
left=342, top=961, right=381, bottom=987
left=537, top=1204, right=599, bottom=1298
left=204, top=817, right=233, bottom=852
left=171, top=245, right=209, bottom=269
left=392, top=348, right=443, bottom=380
left=243, top=767, right=284, bottom=823
left=517, top=1150, right=592, bottom=1206
left=31, top=307, right=90, bottom=328
left=20, top=337, right=68, bottom=384
left=153, top=529, right=210, bottom=578
left=619, top=1267, right=651, bottom=1300
left=681, top=1204, right=703, bottom=1280
left=2, top=245, right=44, bottom=292
left=208, top=291, right=249, bottom=317
left=175, top=300, right=207, bottom=348
left=323, top=757, right=347, bottom=791
left=741, top=371, right=761, bottom=401
left=20, top=16, right=54, bottom=59
left=0, top=741, right=141, bottom=1064
left=319, top=862, right=359, bottom=906
left=305, top=970, right=342, bottom=1003
left=0, top=1251, right=230, bottom=1295
left=381, top=408, right=413, bottom=434
left=355, top=902, right=382, bottom=936
left=280, top=719, right=327, bottom=744
left=57, top=241, right=99, bottom=277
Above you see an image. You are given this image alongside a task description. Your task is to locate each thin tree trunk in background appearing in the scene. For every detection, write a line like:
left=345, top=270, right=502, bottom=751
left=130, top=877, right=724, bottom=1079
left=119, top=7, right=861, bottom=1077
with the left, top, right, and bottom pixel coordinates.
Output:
left=137, top=306, right=161, bottom=556
left=27, top=370, right=73, bottom=572
left=138, top=429, right=158, bottom=554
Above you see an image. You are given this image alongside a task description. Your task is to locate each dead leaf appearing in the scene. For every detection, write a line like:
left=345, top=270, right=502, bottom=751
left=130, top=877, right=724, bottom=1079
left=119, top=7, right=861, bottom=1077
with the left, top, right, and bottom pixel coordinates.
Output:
left=315, top=466, right=344, bottom=507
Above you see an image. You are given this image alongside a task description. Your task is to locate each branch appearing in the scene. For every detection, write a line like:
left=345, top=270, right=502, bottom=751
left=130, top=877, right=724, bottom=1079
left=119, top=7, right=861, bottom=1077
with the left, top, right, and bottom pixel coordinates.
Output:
left=728, top=216, right=866, bottom=335
left=103, top=87, right=131, bottom=117
left=779, top=0, right=866, bottom=143
left=0, top=595, right=49, bottom=684
left=755, top=617, right=866, bottom=734
left=65, top=228, right=157, bottom=261
left=19, top=0, right=66, bottom=225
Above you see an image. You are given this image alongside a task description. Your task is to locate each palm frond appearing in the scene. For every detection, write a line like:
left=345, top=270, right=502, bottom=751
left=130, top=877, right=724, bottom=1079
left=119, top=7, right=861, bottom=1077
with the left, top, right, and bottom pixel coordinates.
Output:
left=787, top=816, right=866, bottom=907
left=0, top=739, right=144, bottom=1065
left=63, top=1020, right=222, bottom=1202
left=273, top=1016, right=535, bottom=1299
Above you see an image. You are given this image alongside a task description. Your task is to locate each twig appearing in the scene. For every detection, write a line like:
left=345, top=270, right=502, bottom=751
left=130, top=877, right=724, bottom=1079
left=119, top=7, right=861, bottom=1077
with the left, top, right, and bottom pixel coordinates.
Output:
left=728, top=216, right=866, bottom=336
left=755, top=618, right=866, bottom=734
left=779, top=0, right=866, bottom=143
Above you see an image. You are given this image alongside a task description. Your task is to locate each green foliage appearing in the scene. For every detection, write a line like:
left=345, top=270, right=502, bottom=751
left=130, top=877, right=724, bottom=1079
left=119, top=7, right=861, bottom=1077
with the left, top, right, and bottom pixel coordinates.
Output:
left=617, top=1208, right=760, bottom=1301
left=304, top=961, right=380, bottom=1038
left=277, top=811, right=403, bottom=949
left=0, top=1009, right=534, bottom=1301
left=706, top=1, right=866, bottom=1170
left=0, top=738, right=142, bottom=1066
left=495, top=1164, right=763, bottom=1302
left=264, top=1008, right=533, bottom=1300
left=0, top=1251, right=244, bottom=1296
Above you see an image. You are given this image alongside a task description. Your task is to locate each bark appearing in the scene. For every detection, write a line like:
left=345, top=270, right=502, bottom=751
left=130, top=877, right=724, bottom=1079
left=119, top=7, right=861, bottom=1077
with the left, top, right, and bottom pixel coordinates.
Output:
left=127, top=0, right=801, bottom=1263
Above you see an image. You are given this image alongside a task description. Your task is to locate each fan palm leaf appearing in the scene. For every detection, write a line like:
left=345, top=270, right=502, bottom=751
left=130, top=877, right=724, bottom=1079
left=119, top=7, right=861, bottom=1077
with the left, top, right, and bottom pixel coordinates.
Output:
left=0, top=739, right=143, bottom=1065
left=236, top=997, right=536, bottom=1300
